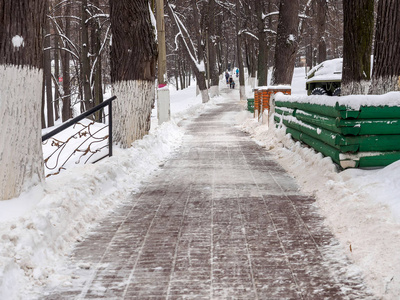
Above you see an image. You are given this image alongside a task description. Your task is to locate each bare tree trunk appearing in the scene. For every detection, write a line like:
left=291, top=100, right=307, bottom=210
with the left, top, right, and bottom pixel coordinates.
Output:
left=207, top=0, right=220, bottom=97
left=271, top=0, right=300, bottom=85
left=81, top=0, right=92, bottom=111
left=54, top=37, right=60, bottom=121
left=316, top=0, right=327, bottom=64
left=44, top=5, right=54, bottom=127
left=236, top=0, right=245, bottom=100
left=91, top=0, right=103, bottom=121
left=166, top=2, right=209, bottom=102
left=369, top=0, right=400, bottom=95
left=341, top=0, right=374, bottom=95
left=0, top=0, right=46, bottom=200
left=110, top=0, right=158, bottom=147
left=62, top=3, right=72, bottom=121
left=256, top=0, right=268, bottom=86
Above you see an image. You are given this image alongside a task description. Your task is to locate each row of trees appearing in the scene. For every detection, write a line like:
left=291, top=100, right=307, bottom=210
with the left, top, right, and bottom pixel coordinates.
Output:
left=1, top=0, right=399, bottom=201
left=0, top=0, right=157, bottom=200
left=164, top=0, right=344, bottom=101
left=38, top=0, right=345, bottom=123
left=42, top=0, right=111, bottom=128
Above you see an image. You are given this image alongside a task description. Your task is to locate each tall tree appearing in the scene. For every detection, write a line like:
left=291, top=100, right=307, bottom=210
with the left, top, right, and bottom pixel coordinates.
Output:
left=110, top=0, right=158, bottom=147
left=236, top=0, right=246, bottom=99
left=81, top=0, right=92, bottom=111
left=166, top=2, right=209, bottom=103
left=61, top=2, right=73, bottom=121
left=341, top=0, right=374, bottom=95
left=316, top=0, right=327, bottom=64
left=369, top=0, right=400, bottom=94
left=256, top=0, right=269, bottom=86
left=207, top=0, right=220, bottom=97
left=0, top=0, right=46, bottom=200
left=43, top=2, right=54, bottom=128
left=271, top=0, right=300, bottom=85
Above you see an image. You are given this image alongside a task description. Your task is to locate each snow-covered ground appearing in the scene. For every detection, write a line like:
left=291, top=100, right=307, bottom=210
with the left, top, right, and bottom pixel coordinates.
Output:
left=1, top=70, right=400, bottom=299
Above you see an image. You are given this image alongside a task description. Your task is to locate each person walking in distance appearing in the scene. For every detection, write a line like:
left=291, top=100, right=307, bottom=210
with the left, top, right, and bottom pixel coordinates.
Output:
left=225, top=71, right=230, bottom=84
left=229, top=76, right=235, bottom=89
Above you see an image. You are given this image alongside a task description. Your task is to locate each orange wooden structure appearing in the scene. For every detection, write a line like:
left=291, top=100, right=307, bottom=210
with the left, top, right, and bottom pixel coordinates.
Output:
left=254, top=86, right=291, bottom=119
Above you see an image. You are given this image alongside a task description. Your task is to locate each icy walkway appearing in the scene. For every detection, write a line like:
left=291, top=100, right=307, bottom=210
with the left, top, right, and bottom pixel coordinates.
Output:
left=41, top=94, right=374, bottom=299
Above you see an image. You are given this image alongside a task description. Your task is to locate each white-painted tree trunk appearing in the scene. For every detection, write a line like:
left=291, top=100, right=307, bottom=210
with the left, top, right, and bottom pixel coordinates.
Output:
left=248, top=77, right=256, bottom=89
left=157, top=87, right=171, bottom=125
left=342, top=80, right=370, bottom=95
left=370, top=76, right=400, bottom=94
left=0, top=66, right=44, bottom=200
left=201, top=89, right=209, bottom=103
left=209, top=85, right=219, bottom=98
left=112, top=80, right=155, bottom=148
left=239, top=86, right=246, bottom=101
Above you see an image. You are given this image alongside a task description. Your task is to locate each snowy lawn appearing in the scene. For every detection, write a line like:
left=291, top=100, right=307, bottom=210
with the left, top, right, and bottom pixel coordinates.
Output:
left=1, top=71, right=400, bottom=299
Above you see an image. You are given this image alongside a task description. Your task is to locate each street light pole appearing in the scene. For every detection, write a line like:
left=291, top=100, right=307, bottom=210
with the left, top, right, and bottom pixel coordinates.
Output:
left=156, top=0, right=170, bottom=125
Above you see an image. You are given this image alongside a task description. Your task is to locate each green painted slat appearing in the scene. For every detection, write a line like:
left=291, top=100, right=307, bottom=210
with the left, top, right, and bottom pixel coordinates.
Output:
left=276, top=101, right=342, bottom=118
left=357, top=106, right=400, bottom=119
left=339, top=135, right=400, bottom=152
left=275, top=107, right=294, bottom=116
left=247, top=98, right=254, bottom=113
left=281, top=118, right=339, bottom=149
left=285, top=127, right=341, bottom=165
left=337, top=119, right=400, bottom=135
left=294, top=110, right=343, bottom=134
left=281, top=117, right=359, bottom=152
left=358, top=152, right=400, bottom=168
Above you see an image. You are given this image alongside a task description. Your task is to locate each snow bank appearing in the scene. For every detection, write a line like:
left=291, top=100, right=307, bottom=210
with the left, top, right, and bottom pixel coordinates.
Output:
left=0, top=81, right=219, bottom=298
left=0, top=121, right=184, bottom=299
left=241, top=112, right=400, bottom=299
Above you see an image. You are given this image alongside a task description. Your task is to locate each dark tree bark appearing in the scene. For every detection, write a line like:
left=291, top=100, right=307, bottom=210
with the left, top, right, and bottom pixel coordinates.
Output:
left=81, top=0, right=92, bottom=110
left=110, top=0, right=158, bottom=147
left=236, top=0, right=245, bottom=99
left=44, top=4, right=54, bottom=128
left=341, top=0, right=374, bottom=95
left=207, top=0, right=220, bottom=96
left=0, top=0, right=46, bottom=199
left=316, top=0, right=327, bottom=64
left=256, top=0, right=269, bottom=86
left=271, top=0, right=300, bottom=85
left=110, top=0, right=157, bottom=82
left=54, top=37, right=60, bottom=121
left=369, top=0, right=400, bottom=94
left=0, top=1, right=45, bottom=67
left=62, top=3, right=72, bottom=121
left=91, top=0, right=103, bottom=121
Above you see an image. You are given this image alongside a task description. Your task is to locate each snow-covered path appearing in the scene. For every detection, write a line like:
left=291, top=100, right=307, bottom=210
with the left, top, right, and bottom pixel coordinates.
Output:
left=36, top=90, right=375, bottom=299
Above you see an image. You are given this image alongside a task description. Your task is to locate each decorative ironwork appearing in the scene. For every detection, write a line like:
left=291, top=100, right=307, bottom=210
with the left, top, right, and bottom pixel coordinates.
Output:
left=42, top=96, right=116, bottom=177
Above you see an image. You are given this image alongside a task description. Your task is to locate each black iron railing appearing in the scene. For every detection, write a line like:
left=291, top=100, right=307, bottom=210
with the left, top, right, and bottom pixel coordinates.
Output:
left=42, top=96, right=117, bottom=177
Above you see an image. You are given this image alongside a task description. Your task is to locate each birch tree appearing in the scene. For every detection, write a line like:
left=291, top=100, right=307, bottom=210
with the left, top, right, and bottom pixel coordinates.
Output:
left=109, top=0, right=158, bottom=147
left=0, top=0, right=46, bottom=200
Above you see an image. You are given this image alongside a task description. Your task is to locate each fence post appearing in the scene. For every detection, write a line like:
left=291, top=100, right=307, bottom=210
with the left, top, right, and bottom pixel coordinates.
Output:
left=109, top=100, right=113, bottom=157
